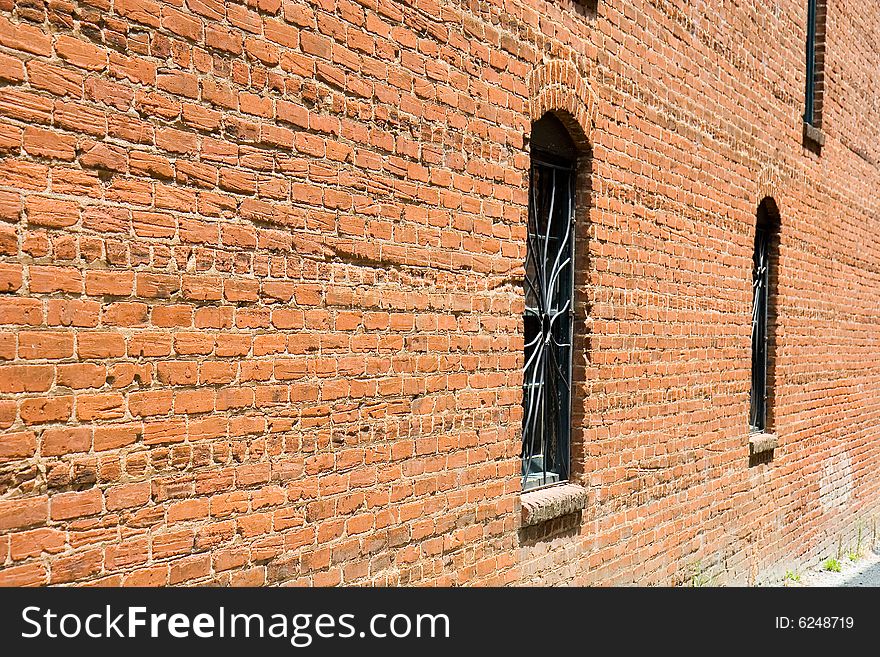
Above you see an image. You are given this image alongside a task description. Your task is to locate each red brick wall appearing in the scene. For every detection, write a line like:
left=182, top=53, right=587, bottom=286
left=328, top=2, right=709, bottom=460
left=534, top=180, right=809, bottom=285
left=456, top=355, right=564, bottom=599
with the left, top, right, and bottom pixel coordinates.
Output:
left=1, top=0, right=879, bottom=586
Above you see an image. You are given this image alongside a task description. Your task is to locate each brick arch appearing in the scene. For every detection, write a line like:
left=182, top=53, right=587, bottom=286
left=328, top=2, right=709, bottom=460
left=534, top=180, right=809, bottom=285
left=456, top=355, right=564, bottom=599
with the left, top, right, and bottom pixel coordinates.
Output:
left=527, top=60, right=597, bottom=151
left=755, top=164, right=788, bottom=223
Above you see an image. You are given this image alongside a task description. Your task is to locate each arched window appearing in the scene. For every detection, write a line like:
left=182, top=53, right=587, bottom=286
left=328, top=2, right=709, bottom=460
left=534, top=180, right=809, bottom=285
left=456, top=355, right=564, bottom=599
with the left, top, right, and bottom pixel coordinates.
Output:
left=522, top=114, right=578, bottom=490
left=750, top=199, right=780, bottom=433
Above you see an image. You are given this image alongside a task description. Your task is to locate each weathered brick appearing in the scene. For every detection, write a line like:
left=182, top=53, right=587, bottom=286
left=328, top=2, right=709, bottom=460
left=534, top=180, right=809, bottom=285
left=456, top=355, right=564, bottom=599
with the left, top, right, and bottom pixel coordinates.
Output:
left=26, top=196, right=79, bottom=228
left=0, top=496, right=47, bottom=531
left=9, top=528, right=66, bottom=560
left=42, top=426, right=91, bottom=456
left=0, top=0, right=875, bottom=592
left=55, top=35, right=108, bottom=71
left=29, top=266, right=82, bottom=294
left=78, top=332, right=126, bottom=358
left=0, top=430, right=36, bottom=461
left=20, top=396, right=72, bottom=424
left=18, top=331, right=74, bottom=359
left=105, top=482, right=151, bottom=510
left=50, top=548, right=103, bottom=584
left=0, top=561, right=48, bottom=586
left=23, top=127, right=77, bottom=161
left=50, top=488, right=103, bottom=520
left=0, top=15, right=52, bottom=56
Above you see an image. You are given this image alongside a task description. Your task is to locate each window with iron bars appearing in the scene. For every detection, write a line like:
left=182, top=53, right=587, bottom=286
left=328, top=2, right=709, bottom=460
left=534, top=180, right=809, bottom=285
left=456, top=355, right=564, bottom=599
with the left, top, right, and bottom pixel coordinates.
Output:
left=750, top=201, right=778, bottom=433
left=750, top=225, right=770, bottom=432
left=522, top=114, right=577, bottom=491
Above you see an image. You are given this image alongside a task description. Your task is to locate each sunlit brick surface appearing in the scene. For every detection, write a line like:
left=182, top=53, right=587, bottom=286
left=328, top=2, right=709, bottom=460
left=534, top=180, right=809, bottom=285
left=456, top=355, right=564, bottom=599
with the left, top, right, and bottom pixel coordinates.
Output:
left=0, top=0, right=878, bottom=586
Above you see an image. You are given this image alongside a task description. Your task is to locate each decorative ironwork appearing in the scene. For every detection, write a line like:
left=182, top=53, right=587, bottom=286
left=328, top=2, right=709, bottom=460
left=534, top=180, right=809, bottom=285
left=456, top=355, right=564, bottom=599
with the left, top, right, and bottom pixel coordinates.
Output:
left=522, top=154, right=575, bottom=490
left=749, top=224, right=769, bottom=432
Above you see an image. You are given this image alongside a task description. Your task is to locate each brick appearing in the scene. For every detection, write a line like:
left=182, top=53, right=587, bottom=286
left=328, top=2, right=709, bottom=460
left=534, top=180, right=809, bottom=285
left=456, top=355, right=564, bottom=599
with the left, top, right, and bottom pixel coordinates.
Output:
left=47, top=300, right=101, bottom=328
left=0, top=125, right=21, bottom=155
left=82, top=206, right=130, bottom=233
left=135, top=273, right=179, bottom=298
left=0, top=400, right=14, bottom=428
left=105, top=536, right=149, bottom=570
left=18, top=331, right=74, bottom=359
left=0, top=365, right=53, bottom=393
left=0, top=190, right=21, bottom=222
left=0, top=333, right=13, bottom=360
left=0, top=298, right=41, bottom=325
left=129, top=151, right=173, bottom=179
left=55, top=35, right=108, bottom=71
left=157, top=70, right=198, bottom=99
left=9, top=528, right=66, bottom=560
left=79, top=141, right=127, bottom=172
left=176, top=389, right=214, bottom=415
left=85, top=77, right=134, bottom=111
left=50, top=548, right=103, bottom=584
left=156, top=127, right=197, bottom=154
left=0, top=562, right=48, bottom=586
left=29, top=266, right=82, bottom=294
left=105, top=482, right=151, bottom=510
left=122, top=565, right=168, bottom=586
left=0, top=496, right=47, bottom=531
left=93, top=424, right=141, bottom=451
left=109, top=53, right=156, bottom=86
left=133, top=211, right=176, bottom=238
left=188, top=0, right=224, bottom=20
left=0, top=265, right=24, bottom=292
left=205, top=24, right=242, bottom=55
left=56, top=363, right=105, bottom=389
left=152, top=529, right=194, bottom=559
left=117, top=0, right=162, bottom=27
left=51, top=488, right=103, bottom=520
left=54, top=102, right=107, bottom=137
left=167, top=498, right=209, bottom=522
left=78, top=332, right=126, bottom=358
left=103, top=302, right=149, bottom=326
left=20, top=396, right=73, bottom=424
left=162, top=7, right=203, bottom=41
left=42, top=426, right=92, bottom=456
left=142, top=419, right=186, bottom=445
left=26, top=196, right=79, bottom=228
left=76, top=393, right=125, bottom=421
left=23, top=127, right=77, bottom=161
left=0, top=15, right=52, bottom=56
left=85, top=271, right=134, bottom=296
left=128, top=332, right=172, bottom=357
left=169, top=554, right=210, bottom=584
left=0, top=430, right=36, bottom=461
left=128, top=390, right=173, bottom=417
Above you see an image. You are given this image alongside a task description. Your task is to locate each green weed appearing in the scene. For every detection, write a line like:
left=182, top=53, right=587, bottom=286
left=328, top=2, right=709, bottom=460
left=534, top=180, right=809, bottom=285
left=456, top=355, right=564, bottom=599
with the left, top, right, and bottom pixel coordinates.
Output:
left=822, top=557, right=841, bottom=573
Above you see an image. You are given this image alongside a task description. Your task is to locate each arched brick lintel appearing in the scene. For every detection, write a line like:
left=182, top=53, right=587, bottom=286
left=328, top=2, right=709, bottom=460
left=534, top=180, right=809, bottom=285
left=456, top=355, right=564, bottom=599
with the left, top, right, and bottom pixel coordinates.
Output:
left=528, top=60, right=597, bottom=152
left=755, top=165, right=789, bottom=225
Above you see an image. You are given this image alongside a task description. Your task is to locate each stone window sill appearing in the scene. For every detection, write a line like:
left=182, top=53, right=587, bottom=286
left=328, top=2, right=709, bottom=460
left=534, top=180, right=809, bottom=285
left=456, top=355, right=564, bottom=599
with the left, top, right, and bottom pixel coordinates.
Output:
left=521, top=482, right=588, bottom=527
left=749, top=432, right=778, bottom=456
left=803, top=121, right=825, bottom=148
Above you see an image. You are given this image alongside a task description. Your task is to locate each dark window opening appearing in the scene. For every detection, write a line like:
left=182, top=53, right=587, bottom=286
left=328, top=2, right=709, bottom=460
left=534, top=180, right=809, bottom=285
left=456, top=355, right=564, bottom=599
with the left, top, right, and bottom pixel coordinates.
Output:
left=749, top=200, right=779, bottom=433
left=522, top=114, right=577, bottom=491
left=804, top=0, right=827, bottom=130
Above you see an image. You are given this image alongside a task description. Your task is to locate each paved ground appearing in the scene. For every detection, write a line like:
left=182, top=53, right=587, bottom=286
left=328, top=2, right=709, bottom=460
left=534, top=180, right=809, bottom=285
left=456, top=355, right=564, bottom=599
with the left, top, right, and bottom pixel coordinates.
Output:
left=782, top=545, right=880, bottom=587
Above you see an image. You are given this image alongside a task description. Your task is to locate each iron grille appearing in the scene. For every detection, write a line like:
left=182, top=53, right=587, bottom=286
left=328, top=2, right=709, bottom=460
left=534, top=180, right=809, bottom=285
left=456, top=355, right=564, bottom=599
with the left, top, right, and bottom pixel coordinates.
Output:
left=749, top=224, right=769, bottom=432
left=522, top=155, right=575, bottom=490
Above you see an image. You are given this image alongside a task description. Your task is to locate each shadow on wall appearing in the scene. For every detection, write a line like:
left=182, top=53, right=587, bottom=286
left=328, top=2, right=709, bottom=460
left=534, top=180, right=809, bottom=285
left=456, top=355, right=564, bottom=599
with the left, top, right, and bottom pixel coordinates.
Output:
left=518, top=511, right=581, bottom=548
